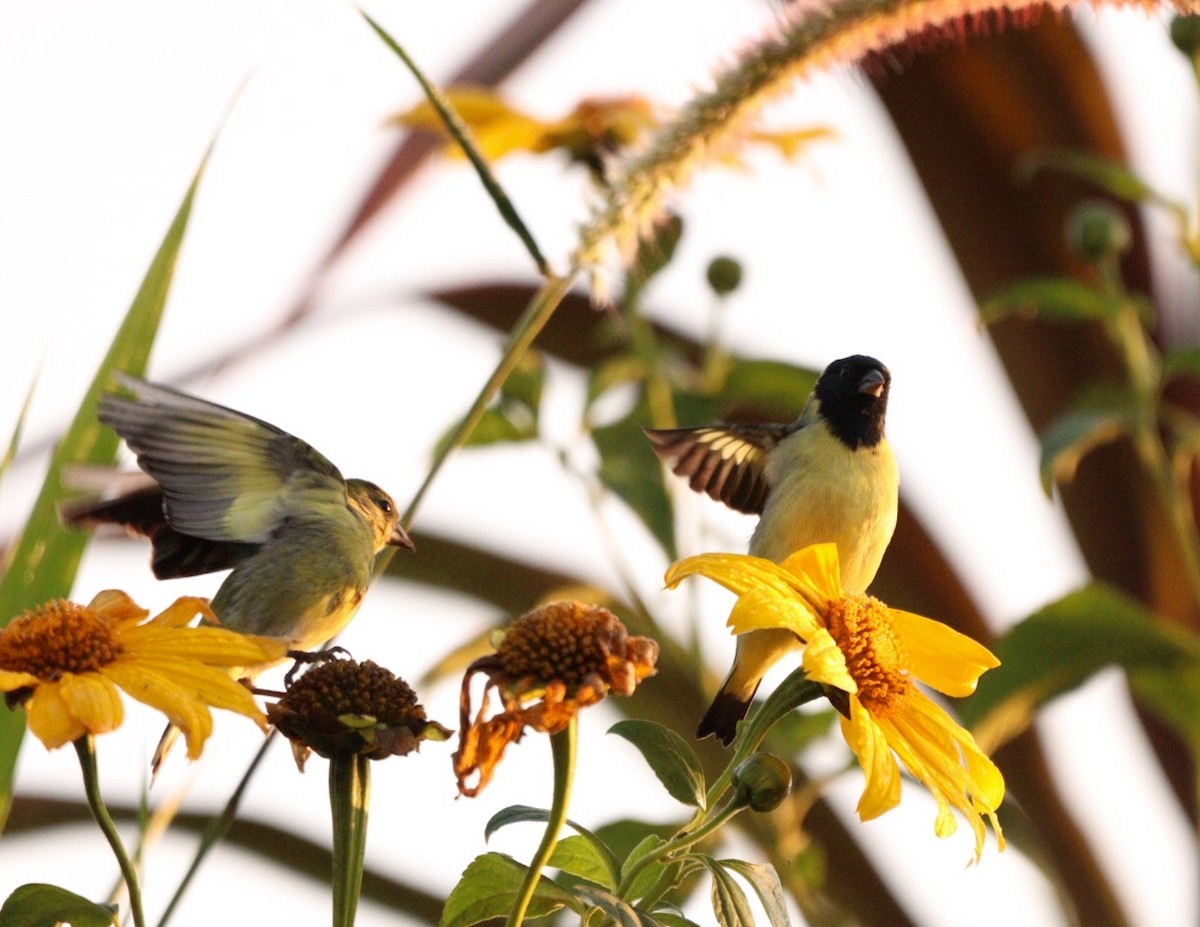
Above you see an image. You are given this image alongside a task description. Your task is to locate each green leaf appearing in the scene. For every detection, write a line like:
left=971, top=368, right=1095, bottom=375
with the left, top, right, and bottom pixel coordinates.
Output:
left=0, top=377, right=37, bottom=490
left=720, top=359, right=816, bottom=419
left=651, top=914, right=704, bottom=927
left=720, top=861, right=789, bottom=927
left=609, top=720, right=706, bottom=809
left=431, top=351, right=544, bottom=457
left=1018, top=149, right=1186, bottom=213
left=1038, top=386, right=1140, bottom=494
left=0, top=884, right=118, bottom=927
left=573, top=885, right=653, bottom=927
left=1163, top=346, right=1200, bottom=382
left=432, top=406, right=534, bottom=458
left=502, top=349, right=545, bottom=412
left=0, top=142, right=214, bottom=830
left=697, top=856, right=755, bottom=927
left=963, top=584, right=1200, bottom=750
left=737, top=669, right=826, bottom=754
left=980, top=278, right=1123, bottom=325
left=440, top=852, right=578, bottom=927
left=620, top=833, right=672, bottom=902
left=592, top=398, right=676, bottom=557
left=548, top=834, right=618, bottom=889
left=627, top=213, right=685, bottom=295
left=1129, top=661, right=1200, bottom=751
left=484, top=805, right=619, bottom=876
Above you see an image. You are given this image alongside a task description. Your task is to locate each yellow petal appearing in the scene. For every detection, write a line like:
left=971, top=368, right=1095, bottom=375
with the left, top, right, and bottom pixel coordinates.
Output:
left=86, top=589, right=147, bottom=628
left=877, top=693, right=1003, bottom=860
left=58, top=673, right=124, bottom=737
left=778, top=543, right=841, bottom=605
left=123, top=625, right=288, bottom=667
left=112, top=658, right=267, bottom=728
left=840, top=699, right=900, bottom=820
left=146, top=596, right=214, bottom=629
left=666, top=553, right=797, bottom=599
left=748, top=125, right=836, bottom=160
left=24, top=681, right=87, bottom=749
left=104, top=663, right=214, bottom=759
left=801, top=628, right=856, bottom=693
left=728, top=587, right=820, bottom=639
left=890, top=609, right=999, bottom=696
left=905, top=693, right=1005, bottom=810
left=0, top=668, right=40, bottom=691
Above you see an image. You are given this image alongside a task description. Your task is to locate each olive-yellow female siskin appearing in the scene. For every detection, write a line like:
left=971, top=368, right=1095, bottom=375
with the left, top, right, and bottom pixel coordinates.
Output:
left=64, top=374, right=414, bottom=771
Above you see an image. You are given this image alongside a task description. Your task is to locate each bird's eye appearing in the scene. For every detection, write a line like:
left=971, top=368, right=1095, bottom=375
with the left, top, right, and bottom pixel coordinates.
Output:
left=380, top=498, right=393, bottom=514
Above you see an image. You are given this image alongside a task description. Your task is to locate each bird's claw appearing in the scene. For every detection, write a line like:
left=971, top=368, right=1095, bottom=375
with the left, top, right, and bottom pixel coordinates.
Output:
left=284, top=646, right=351, bottom=686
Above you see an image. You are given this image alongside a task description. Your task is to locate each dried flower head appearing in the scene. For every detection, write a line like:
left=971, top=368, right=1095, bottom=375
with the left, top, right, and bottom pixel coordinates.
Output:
left=0, top=591, right=286, bottom=756
left=267, top=656, right=450, bottom=771
left=453, top=601, right=659, bottom=796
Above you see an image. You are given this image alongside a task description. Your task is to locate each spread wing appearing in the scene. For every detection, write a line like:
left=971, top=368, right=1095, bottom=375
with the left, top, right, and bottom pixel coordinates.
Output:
left=644, top=423, right=794, bottom=515
left=99, top=374, right=348, bottom=543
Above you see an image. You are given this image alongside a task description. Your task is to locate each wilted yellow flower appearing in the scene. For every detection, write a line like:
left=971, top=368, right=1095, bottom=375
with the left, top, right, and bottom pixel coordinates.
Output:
left=267, top=657, right=450, bottom=771
left=453, top=601, right=658, bottom=797
left=0, top=591, right=287, bottom=757
left=667, top=544, right=1005, bottom=860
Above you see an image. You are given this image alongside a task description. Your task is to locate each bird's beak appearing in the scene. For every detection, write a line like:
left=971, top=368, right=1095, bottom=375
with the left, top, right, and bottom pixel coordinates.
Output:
left=858, top=368, right=886, bottom=398
left=389, top=524, right=416, bottom=552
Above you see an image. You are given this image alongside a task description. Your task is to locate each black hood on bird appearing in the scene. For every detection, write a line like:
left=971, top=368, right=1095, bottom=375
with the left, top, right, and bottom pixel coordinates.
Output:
left=813, top=354, right=890, bottom=450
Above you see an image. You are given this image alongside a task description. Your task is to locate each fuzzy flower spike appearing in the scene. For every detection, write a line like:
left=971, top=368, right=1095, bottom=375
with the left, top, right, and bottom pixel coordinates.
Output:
left=667, top=543, right=1005, bottom=861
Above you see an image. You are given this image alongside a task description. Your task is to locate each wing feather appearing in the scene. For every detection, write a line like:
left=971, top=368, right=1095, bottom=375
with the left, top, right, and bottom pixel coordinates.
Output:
left=99, top=375, right=347, bottom=543
left=644, top=423, right=793, bottom=515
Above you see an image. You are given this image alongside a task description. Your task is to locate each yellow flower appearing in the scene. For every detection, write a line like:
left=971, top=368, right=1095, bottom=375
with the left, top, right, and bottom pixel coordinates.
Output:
left=666, top=543, right=1005, bottom=860
left=395, top=87, right=657, bottom=170
left=394, top=87, right=830, bottom=175
left=0, top=591, right=288, bottom=758
left=453, top=600, right=658, bottom=797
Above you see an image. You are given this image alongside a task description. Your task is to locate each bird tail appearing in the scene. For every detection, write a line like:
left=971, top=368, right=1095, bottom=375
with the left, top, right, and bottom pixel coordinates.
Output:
left=151, top=723, right=181, bottom=782
left=697, top=628, right=803, bottom=745
left=696, top=687, right=757, bottom=745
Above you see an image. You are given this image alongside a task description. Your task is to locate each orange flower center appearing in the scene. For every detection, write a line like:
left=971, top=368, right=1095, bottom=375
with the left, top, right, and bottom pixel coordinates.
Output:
left=824, top=594, right=910, bottom=716
left=0, top=600, right=122, bottom=678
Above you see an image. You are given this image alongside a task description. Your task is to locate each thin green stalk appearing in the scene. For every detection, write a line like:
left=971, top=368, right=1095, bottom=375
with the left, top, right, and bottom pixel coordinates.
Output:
left=397, top=273, right=576, bottom=534
left=156, top=731, right=275, bottom=927
left=506, top=719, right=577, bottom=927
left=330, top=753, right=371, bottom=927
left=362, top=11, right=550, bottom=277
left=1102, top=284, right=1200, bottom=608
left=704, top=674, right=824, bottom=807
left=614, top=796, right=743, bottom=900
left=75, top=736, right=145, bottom=927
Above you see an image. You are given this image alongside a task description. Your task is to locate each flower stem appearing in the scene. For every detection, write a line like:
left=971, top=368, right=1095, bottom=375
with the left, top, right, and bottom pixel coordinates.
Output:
left=615, top=797, right=743, bottom=899
left=398, top=273, right=576, bottom=533
left=330, top=752, right=371, bottom=927
left=506, top=718, right=577, bottom=927
left=157, top=731, right=274, bottom=927
left=74, top=736, right=146, bottom=927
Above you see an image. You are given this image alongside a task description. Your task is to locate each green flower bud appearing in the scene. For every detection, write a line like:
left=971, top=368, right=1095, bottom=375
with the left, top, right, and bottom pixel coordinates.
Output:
left=1067, top=200, right=1131, bottom=262
left=732, top=752, right=792, bottom=812
left=1170, top=15, right=1200, bottom=58
left=706, top=256, right=743, bottom=296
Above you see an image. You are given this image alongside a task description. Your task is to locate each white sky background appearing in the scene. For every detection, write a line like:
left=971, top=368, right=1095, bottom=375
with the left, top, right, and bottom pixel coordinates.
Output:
left=0, top=2, right=1198, bottom=926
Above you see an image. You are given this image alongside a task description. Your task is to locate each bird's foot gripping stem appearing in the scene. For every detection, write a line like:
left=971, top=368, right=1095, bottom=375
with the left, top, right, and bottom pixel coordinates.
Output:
left=283, top=645, right=352, bottom=687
